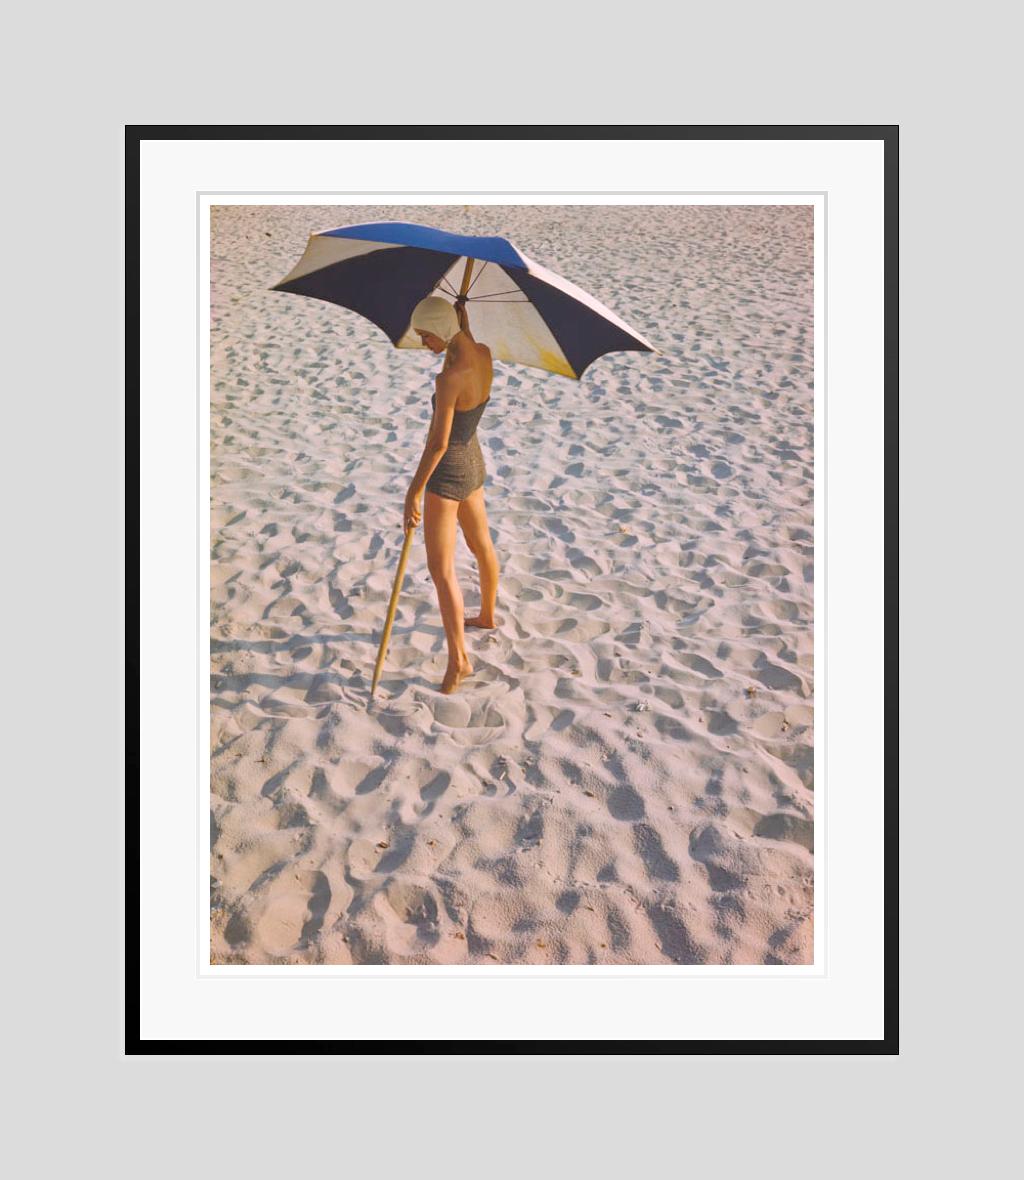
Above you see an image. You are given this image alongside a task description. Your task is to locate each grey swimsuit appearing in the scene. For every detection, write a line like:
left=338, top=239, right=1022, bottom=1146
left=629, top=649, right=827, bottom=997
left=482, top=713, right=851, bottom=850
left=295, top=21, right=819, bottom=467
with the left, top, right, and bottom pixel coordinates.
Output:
left=426, top=392, right=489, bottom=501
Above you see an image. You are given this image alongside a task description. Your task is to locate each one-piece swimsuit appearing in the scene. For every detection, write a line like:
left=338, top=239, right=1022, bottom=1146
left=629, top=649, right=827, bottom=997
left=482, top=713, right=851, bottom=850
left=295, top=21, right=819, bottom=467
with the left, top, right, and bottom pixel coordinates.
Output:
left=425, top=392, right=489, bottom=501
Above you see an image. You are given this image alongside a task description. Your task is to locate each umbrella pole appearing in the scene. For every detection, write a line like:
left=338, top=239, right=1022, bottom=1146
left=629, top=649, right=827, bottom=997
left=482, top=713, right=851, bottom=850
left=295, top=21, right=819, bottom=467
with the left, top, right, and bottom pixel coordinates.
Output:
left=457, top=257, right=475, bottom=299
left=371, top=258, right=475, bottom=698
left=370, top=523, right=416, bottom=697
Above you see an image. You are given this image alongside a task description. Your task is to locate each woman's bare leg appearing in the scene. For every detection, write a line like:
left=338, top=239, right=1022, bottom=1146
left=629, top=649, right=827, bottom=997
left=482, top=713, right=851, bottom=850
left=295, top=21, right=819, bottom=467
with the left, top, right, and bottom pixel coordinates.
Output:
left=457, top=487, right=499, bottom=627
left=424, top=490, right=473, bottom=693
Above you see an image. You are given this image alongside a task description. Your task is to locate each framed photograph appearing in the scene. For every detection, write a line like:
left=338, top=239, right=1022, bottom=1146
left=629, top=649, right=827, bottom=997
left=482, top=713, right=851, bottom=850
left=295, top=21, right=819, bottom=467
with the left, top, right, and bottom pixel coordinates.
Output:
left=131, top=125, right=894, bottom=1051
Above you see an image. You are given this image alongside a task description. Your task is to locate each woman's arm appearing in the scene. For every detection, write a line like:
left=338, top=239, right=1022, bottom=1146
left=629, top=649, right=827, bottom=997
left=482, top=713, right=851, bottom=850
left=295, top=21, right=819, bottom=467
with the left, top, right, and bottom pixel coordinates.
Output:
left=408, top=439, right=445, bottom=498
left=455, top=300, right=471, bottom=335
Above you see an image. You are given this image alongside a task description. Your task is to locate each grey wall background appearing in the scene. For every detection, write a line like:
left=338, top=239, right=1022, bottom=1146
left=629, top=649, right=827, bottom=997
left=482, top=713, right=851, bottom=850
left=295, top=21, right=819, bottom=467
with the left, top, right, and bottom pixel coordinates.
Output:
left=5, top=0, right=1010, bottom=1175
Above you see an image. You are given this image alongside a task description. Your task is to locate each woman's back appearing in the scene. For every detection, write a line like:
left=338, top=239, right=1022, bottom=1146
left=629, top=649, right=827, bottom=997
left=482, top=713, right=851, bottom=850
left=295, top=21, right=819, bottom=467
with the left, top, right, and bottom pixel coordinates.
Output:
left=431, top=390, right=489, bottom=444
left=433, top=338, right=493, bottom=442
left=446, top=339, right=493, bottom=411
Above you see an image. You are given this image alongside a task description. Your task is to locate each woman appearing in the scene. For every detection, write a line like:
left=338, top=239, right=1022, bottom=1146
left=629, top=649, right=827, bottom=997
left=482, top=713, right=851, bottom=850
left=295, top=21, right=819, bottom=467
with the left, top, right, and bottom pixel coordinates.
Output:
left=403, top=296, right=501, bottom=695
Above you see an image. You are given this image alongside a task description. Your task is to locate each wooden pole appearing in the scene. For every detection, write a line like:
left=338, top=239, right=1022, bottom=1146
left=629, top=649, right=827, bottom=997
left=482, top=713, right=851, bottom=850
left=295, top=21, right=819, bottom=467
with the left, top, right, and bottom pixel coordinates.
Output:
left=370, top=258, right=476, bottom=698
left=458, top=257, right=475, bottom=297
left=370, top=523, right=416, bottom=697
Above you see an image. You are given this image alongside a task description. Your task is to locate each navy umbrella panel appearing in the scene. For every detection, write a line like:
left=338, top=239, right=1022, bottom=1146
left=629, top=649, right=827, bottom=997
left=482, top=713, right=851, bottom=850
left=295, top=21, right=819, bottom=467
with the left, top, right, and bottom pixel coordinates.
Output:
left=271, top=220, right=660, bottom=380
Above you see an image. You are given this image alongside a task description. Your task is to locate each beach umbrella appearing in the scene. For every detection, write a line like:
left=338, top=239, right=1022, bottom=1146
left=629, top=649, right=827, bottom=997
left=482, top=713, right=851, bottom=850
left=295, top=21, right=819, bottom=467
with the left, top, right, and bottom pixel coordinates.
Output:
left=271, top=220, right=660, bottom=380
left=270, top=220, right=661, bottom=696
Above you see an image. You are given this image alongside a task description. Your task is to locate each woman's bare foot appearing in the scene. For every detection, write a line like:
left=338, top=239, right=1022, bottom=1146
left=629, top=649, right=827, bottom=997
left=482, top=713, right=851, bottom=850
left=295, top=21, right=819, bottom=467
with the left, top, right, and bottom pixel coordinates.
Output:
left=440, top=654, right=473, bottom=694
left=464, top=614, right=496, bottom=629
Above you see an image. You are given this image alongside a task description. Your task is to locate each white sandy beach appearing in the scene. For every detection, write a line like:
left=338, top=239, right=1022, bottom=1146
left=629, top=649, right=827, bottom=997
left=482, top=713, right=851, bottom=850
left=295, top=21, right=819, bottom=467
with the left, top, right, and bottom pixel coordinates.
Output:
left=209, top=203, right=814, bottom=965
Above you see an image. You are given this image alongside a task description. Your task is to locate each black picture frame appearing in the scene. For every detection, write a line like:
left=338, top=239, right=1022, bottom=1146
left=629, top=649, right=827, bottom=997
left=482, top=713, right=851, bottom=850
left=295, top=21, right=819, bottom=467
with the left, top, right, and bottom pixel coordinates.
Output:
left=128, top=124, right=896, bottom=1055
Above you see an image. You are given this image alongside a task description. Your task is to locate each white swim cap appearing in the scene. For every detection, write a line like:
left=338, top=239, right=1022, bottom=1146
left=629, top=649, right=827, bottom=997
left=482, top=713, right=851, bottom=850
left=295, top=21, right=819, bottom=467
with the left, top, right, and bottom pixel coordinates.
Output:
left=410, top=295, right=460, bottom=345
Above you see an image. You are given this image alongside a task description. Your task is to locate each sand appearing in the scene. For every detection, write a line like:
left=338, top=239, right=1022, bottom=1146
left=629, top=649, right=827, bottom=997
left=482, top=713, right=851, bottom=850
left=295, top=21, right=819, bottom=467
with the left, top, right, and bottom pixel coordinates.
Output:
left=209, top=203, right=814, bottom=965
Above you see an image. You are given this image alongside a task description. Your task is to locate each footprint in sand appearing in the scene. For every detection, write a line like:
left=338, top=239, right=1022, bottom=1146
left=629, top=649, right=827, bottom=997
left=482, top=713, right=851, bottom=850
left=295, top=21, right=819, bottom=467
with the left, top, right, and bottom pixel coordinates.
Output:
left=753, top=812, right=814, bottom=852
left=644, top=902, right=705, bottom=964
left=251, top=869, right=332, bottom=956
left=566, top=547, right=603, bottom=577
left=674, top=652, right=723, bottom=679
left=364, top=881, right=441, bottom=954
left=754, top=657, right=805, bottom=693
left=632, top=823, right=680, bottom=882
left=607, top=786, right=646, bottom=822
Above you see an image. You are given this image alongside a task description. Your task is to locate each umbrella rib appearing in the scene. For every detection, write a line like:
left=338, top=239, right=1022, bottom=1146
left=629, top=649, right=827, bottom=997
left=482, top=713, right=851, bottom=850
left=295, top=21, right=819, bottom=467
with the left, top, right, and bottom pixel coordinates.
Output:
left=469, top=289, right=530, bottom=300
left=466, top=260, right=489, bottom=294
